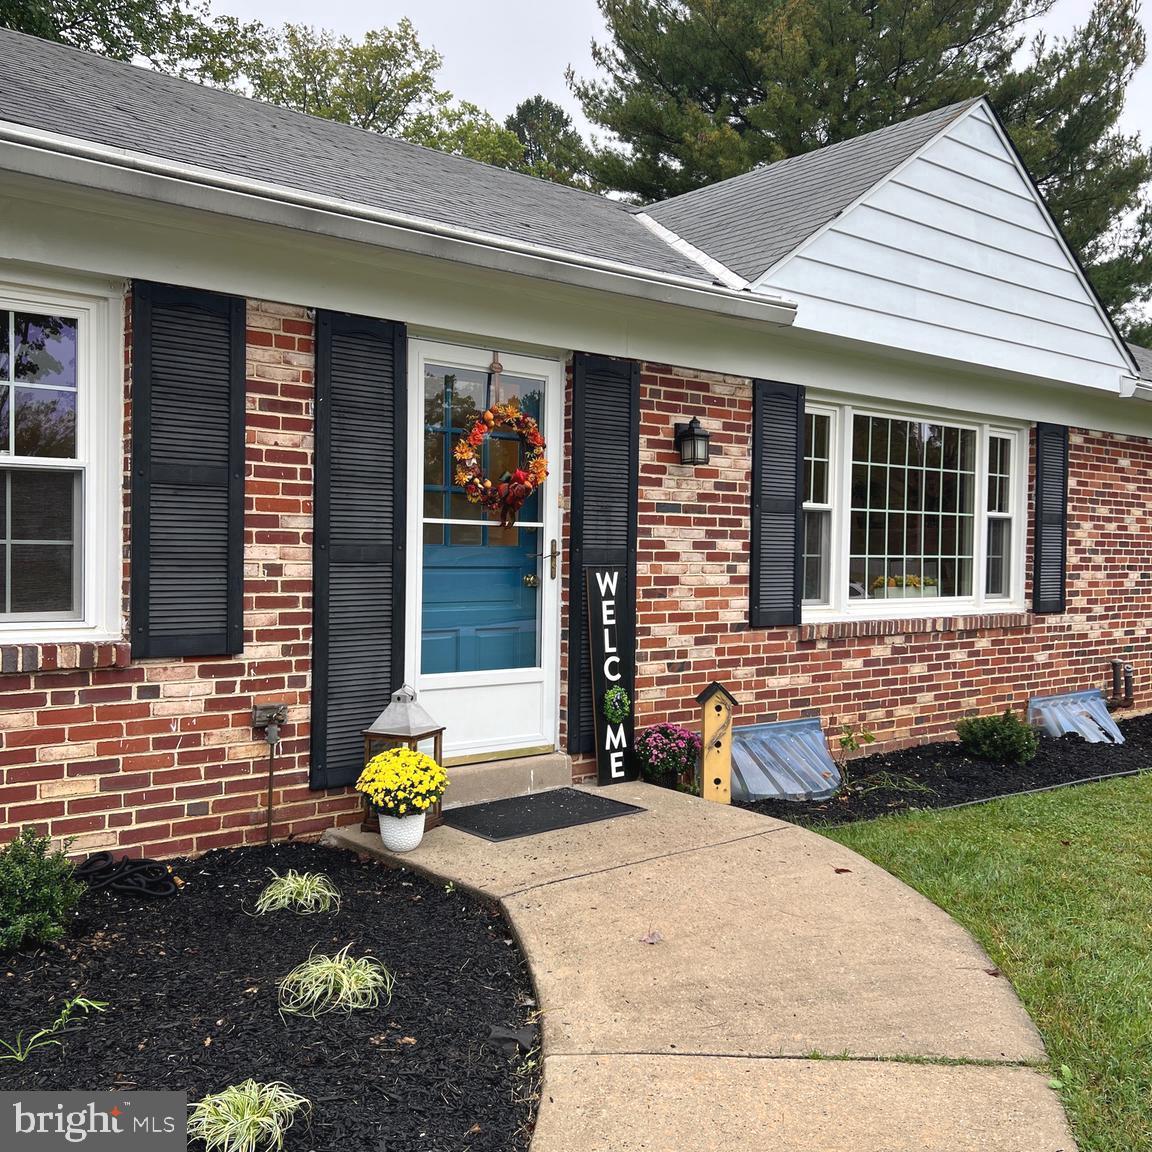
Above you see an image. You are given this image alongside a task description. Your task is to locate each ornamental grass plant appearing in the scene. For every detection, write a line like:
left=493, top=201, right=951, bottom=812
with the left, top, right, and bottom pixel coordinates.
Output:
left=277, top=945, right=394, bottom=1018
left=253, top=870, right=341, bottom=916
left=355, top=748, right=448, bottom=817
left=188, top=1080, right=311, bottom=1152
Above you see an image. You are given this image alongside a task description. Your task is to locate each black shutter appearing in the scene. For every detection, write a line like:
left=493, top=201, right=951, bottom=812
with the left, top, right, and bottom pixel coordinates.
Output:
left=311, top=311, right=406, bottom=789
left=131, top=282, right=244, bottom=659
left=568, top=353, right=639, bottom=756
left=1033, top=422, right=1069, bottom=614
left=750, top=379, right=805, bottom=628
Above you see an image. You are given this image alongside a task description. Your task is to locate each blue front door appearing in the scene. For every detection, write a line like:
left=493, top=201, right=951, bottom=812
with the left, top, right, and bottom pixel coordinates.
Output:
left=420, top=362, right=543, bottom=675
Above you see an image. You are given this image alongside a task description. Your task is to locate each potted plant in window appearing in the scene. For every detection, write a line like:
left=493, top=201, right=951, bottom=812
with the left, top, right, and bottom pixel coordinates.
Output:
left=355, top=749, right=448, bottom=853
left=870, top=574, right=938, bottom=598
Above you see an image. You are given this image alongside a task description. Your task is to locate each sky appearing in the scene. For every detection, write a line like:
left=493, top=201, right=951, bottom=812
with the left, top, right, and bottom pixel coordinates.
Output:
left=220, top=0, right=1151, bottom=142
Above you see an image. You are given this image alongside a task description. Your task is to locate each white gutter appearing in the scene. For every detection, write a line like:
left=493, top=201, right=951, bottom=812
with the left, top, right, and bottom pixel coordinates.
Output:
left=0, top=120, right=798, bottom=325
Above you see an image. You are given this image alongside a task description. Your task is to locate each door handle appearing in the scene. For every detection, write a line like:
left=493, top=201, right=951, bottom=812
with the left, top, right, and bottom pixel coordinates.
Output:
left=531, top=540, right=559, bottom=579
left=523, top=573, right=540, bottom=588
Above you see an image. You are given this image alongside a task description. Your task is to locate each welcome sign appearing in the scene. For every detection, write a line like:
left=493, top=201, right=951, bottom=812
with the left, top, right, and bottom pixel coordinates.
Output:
left=585, top=567, right=639, bottom=785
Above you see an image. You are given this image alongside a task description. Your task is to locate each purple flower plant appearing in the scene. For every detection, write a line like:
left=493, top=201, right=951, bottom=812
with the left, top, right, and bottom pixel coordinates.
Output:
left=635, top=722, right=703, bottom=784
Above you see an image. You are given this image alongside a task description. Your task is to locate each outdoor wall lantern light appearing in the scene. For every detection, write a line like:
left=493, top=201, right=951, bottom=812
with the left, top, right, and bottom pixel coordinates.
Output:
left=674, top=416, right=710, bottom=465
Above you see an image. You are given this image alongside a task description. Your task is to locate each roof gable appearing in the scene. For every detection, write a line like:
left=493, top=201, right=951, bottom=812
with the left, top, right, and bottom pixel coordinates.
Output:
left=645, top=100, right=979, bottom=282
left=753, top=101, right=1135, bottom=391
left=0, top=28, right=712, bottom=285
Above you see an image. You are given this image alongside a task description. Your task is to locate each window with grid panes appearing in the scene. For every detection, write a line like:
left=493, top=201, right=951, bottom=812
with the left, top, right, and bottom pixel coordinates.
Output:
left=801, top=405, right=1022, bottom=615
left=0, top=310, right=81, bottom=619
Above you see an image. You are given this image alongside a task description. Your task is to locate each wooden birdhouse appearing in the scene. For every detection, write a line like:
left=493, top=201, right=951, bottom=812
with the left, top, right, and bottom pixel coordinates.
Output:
left=696, top=682, right=737, bottom=805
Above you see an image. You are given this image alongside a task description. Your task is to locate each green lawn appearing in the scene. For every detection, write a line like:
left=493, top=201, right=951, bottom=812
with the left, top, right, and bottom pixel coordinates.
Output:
left=826, top=775, right=1152, bottom=1152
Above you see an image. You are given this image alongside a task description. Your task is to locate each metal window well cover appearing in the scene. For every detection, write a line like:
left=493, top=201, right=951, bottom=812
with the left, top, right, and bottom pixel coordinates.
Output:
left=1027, top=689, right=1125, bottom=744
left=730, top=718, right=842, bottom=803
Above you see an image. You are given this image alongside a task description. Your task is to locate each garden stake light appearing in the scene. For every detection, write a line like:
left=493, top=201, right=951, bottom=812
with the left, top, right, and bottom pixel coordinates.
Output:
left=252, top=704, right=288, bottom=846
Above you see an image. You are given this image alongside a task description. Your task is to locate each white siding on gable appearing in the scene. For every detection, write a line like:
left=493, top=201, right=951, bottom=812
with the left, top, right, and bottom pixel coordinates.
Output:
left=756, top=103, right=1132, bottom=392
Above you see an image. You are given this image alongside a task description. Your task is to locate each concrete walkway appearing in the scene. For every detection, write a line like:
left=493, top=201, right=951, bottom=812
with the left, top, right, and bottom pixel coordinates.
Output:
left=327, top=783, right=1075, bottom=1151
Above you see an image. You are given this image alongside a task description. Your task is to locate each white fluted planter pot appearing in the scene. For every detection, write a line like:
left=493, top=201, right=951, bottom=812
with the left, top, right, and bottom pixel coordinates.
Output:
left=377, top=812, right=426, bottom=853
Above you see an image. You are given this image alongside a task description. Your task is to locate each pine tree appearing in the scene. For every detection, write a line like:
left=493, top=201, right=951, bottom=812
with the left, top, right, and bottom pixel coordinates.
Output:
left=505, top=95, right=595, bottom=188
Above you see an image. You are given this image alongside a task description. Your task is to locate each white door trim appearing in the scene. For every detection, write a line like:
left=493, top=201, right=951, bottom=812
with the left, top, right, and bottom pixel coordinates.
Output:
left=404, top=337, right=564, bottom=760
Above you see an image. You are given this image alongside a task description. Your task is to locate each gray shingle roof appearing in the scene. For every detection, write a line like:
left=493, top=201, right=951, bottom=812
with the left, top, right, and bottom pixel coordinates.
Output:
left=0, top=28, right=713, bottom=283
left=1127, top=343, right=1152, bottom=381
left=646, top=100, right=981, bottom=283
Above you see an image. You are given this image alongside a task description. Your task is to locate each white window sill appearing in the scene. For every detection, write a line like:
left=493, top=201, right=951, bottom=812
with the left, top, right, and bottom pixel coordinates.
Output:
left=802, top=599, right=1026, bottom=625
left=0, top=628, right=124, bottom=646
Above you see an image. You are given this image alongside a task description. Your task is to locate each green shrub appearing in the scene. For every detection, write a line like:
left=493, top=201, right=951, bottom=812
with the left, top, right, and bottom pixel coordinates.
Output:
left=0, top=829, right=84, bottom=953
left=955, top=709, right=1039, bottom=764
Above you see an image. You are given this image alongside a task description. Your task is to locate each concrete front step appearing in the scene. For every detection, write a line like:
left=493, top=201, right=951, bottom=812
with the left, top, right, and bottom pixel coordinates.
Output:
left=439, top=751, right=572, bottom=810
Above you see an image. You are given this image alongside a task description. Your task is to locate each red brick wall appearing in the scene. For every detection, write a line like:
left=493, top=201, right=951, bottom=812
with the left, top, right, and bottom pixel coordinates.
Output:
left=4, top=329, right=1146, bottom=853
left=628, top=362, right=1151, bottom=752
left=0, top=296, right=362, bottom=857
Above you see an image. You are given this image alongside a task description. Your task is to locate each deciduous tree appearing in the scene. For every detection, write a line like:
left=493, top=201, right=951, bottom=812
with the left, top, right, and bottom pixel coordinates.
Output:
left=244, top=21, right=525, bottom=167
left=0, top=0, right=261, bottom=83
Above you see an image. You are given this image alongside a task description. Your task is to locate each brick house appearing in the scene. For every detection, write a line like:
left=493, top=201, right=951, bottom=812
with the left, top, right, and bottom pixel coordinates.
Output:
left=0, top=30, right=1148, bottom=856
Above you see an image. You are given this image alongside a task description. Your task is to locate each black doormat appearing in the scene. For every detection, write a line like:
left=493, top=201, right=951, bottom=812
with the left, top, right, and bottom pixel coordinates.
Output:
left=442, top=786, right=644, bottom=842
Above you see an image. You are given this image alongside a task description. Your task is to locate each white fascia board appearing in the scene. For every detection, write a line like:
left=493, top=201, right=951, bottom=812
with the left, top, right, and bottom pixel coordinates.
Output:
left=0, top=121, right=797, bottom=328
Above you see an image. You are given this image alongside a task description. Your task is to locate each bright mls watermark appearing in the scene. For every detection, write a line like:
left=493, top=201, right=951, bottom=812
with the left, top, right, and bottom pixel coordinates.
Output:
left=3, top=1092, right=186, bottom=1149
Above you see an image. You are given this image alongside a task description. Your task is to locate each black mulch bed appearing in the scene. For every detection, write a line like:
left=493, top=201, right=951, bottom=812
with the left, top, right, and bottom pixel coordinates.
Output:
left=738, top=712, right=1152, bottom=827
left=0, top=842, right=539, bottom=1152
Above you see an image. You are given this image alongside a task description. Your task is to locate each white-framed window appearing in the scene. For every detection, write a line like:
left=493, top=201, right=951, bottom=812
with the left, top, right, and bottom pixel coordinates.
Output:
left=802, top=407, right=833, bottom=604
left=802, top=400, right=1026, bottom=618
left=0, top=277, right=120, bottom=642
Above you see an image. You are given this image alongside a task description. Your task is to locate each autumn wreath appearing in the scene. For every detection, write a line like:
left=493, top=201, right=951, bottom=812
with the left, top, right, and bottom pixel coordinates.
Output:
left=453, top=401, right=548, bottom=527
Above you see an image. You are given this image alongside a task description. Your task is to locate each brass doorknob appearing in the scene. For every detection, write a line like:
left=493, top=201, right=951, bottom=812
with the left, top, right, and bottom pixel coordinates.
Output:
left=523, top=573, right=540, bottom=588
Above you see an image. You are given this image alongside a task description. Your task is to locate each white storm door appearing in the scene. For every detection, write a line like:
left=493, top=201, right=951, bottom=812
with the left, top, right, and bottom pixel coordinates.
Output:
left=405, top=340, right=562, bottom=762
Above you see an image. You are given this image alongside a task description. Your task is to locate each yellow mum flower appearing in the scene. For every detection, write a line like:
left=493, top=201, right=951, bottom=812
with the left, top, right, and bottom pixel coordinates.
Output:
left=355, top=746, right=449, bottom=816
